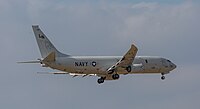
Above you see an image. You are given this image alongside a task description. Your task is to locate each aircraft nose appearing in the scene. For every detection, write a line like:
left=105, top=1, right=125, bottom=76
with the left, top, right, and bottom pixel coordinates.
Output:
left=171, top=63, right=176, bottom=70
left=174, top=63, right=177, bottom=69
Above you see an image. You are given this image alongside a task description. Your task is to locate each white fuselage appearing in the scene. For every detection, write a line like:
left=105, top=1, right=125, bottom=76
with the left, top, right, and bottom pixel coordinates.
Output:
left=46, top=56, right=176, bottom=76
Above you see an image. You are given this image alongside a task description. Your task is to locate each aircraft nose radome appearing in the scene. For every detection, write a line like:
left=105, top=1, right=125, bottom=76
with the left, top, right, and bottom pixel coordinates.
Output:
left=172, top=63, right=177, bottom=70
left=174, top=64, right=177, bottom=69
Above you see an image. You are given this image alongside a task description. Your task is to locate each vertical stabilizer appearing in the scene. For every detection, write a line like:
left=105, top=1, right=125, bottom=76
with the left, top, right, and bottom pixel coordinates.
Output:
left=32, top=25, right=68, bottom=58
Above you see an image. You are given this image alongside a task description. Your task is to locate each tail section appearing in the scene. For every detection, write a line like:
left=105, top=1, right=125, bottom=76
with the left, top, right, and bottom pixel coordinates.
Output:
left=32, top=25, right=69, bottom=58
left=43, top=52, right=55, bottom=62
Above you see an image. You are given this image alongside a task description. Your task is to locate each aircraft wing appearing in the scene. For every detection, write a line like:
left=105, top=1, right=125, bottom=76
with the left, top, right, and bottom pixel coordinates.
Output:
left=107, top=44, right=138, bottom=73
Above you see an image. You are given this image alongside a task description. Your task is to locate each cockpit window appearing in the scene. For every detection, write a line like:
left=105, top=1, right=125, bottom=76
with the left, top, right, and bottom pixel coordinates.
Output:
left=167, top=60, right=171, bottom=62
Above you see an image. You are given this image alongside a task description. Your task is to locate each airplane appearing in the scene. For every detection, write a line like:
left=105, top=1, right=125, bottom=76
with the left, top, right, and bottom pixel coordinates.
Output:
left=19, top=25, right=176, bottom=84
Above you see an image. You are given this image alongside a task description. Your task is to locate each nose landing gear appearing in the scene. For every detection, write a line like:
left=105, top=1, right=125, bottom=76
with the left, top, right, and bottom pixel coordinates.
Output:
left=161, top=73, right=165, bottom=80
left=161, top=75, right=165, bottom=80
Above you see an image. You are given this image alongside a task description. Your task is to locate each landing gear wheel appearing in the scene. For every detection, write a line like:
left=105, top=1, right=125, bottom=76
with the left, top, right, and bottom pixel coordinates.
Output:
left=161, top=76, right=165, bottom=80
left=126, top=66, right=132, bottom=72
left=97, top=77, right=105, bottom=84
left=112, top=74, right=120, bottom=80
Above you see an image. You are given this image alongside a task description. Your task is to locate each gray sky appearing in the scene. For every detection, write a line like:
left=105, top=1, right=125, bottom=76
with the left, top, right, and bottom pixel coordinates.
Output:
left=0, top=0, right=200, bottom=109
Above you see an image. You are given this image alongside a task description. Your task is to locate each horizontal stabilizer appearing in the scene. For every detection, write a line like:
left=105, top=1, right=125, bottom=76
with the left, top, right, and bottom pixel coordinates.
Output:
left=17, top=60, right=41, bottom=64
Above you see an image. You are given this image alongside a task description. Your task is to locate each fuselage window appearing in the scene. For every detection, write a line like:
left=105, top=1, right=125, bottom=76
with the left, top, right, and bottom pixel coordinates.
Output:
left=145, top=60, right=148, bottom=63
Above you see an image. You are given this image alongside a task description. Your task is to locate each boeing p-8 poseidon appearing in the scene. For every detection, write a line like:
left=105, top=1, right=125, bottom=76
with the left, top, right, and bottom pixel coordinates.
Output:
left=19, top=25, right=176, bottom=84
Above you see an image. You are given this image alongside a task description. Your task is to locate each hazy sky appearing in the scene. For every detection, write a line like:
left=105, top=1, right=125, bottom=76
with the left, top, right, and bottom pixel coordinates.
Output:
left=0, top=0, right=200, bottom=109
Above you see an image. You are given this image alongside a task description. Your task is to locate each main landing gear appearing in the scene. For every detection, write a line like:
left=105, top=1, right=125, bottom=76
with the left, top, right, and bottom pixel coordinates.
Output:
left=97, top=77, right=105, bottom=84
left=161, top=73, right=165, bottom=80
left=97, top=74, right=120, bottom=84
left=112, top=74, right=120, bottom=80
